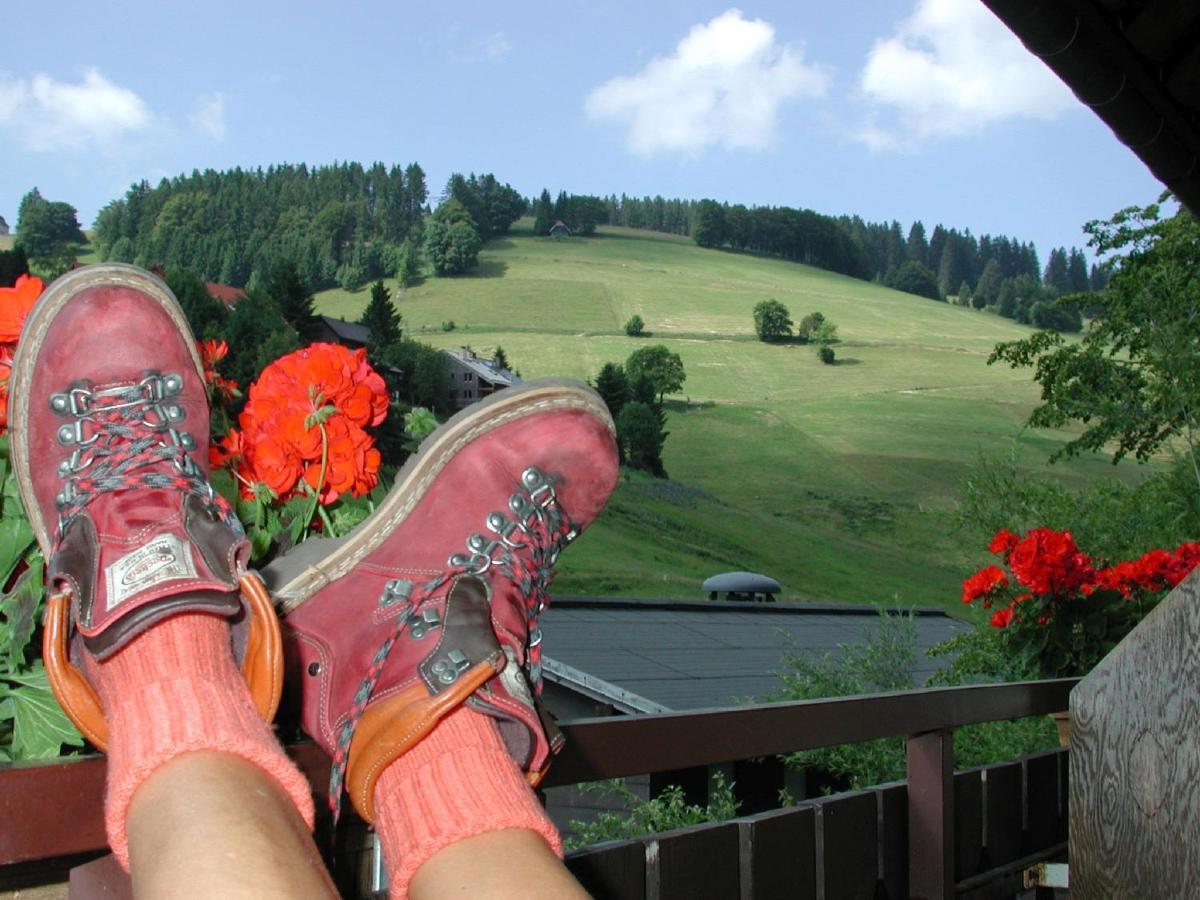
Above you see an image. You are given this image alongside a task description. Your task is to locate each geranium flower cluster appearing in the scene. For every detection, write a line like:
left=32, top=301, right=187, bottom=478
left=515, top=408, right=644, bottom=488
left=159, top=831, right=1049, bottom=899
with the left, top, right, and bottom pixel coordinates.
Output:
left=963, top=527, right=1200, bottom=631
left=0, top=275, right=43, bottom=434
left=212, top=342, right=388, bottom=504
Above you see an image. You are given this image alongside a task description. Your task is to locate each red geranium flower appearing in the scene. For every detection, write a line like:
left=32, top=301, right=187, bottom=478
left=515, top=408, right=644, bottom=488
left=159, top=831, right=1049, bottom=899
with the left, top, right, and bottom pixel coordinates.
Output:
left=988, top=528, right=1020, bottom=557
left=962, top=564, right=1008, bottom=604
left=0, top=275, right=44, bottom=436
left=214, top=342, right=388, bottom=504
left=1006, top=527, right=1094, bottom=596
left=990, top=605, right=1015, bottom=628
left=0, top=275, right=42, bottom=343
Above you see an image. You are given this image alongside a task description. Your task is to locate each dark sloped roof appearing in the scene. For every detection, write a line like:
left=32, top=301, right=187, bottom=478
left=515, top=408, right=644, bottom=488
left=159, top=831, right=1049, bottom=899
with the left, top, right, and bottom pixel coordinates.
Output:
left=983, top=0, right=1200, bottom=212
left=540, top=597, right=967, bottom=711
left=318, top=315, right=371, bottom=344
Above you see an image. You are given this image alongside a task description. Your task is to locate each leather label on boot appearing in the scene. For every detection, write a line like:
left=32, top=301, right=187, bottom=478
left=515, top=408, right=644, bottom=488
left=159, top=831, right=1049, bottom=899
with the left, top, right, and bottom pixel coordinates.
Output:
left=104, top=533, right=198, bottom=611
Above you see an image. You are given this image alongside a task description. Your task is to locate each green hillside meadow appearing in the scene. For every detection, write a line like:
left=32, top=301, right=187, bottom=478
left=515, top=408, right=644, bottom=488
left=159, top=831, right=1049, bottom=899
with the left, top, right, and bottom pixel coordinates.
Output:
left=316, top=222, right=1146, bottom=612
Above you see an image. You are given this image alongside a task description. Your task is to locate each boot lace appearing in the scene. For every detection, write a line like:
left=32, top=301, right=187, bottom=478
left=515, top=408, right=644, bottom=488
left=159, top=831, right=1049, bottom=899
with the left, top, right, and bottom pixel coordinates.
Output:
left=48, top=372, right=239, bottom=541
left=326, top=465, right=578, bottom=819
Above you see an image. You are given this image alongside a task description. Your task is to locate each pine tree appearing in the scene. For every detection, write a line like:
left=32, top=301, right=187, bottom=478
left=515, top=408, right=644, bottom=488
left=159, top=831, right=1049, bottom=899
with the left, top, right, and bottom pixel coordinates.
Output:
left=594, top=362, right=631, bottom=424
left=1043, top=247, right=1071, bottom=296
left=1067, top=248, right=1090, bottom=294
left=265, top=261, right=319, bottom=340
left=533, top=189, right=553, bottom=236
left=975, top=259, right=1002, bottom=307
left=905, top=221, right=928, bottom=264
left=360, top=279, right=401, bottom=350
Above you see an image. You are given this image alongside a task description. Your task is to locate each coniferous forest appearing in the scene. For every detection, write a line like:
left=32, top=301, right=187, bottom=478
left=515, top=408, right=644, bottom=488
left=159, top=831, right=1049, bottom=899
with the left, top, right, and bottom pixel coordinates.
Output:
left=20, top=158, right=1103, bottom=334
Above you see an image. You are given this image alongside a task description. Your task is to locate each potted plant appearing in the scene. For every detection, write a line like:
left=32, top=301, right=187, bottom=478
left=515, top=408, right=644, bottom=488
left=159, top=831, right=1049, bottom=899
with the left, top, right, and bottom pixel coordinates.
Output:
left=961, top=527, right=1200, bottom=742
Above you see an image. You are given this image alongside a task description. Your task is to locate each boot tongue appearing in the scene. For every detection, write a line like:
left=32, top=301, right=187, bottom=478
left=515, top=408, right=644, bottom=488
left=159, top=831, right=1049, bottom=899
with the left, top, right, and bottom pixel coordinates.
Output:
left=53, top=490, right=243, bottom=656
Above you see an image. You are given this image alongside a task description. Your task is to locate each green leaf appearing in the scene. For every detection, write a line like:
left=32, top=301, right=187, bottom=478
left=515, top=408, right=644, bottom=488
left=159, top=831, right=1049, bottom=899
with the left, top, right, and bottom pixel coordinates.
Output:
left=3, top=663, right=85, bottom=760
left=304, top=404, right=338, bottom=429
left=0, top=557, right=44, bottom=667
left=0, top=516, right=35, bottom=589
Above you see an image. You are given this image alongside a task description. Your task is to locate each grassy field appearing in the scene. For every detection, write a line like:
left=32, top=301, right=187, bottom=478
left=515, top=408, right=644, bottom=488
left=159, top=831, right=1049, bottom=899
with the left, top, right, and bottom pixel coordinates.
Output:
left=314, top=222, right=1151, bottom=611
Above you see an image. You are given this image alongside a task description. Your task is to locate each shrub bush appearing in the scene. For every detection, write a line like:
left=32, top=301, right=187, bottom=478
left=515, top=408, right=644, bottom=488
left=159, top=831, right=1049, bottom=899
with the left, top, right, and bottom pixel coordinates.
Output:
left=624, top=314, right=645, bottom=337
left=818, top=346, right=835, bottom=364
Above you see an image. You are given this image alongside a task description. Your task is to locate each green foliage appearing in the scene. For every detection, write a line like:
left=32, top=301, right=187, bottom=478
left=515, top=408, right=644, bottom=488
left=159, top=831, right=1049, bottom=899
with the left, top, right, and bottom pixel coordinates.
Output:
left=989, top=198, right=1200, bottom=486
left=796, top=311, right=825, bottom=342
left=625, top=344, right=685, bottom=403
left=624, top=314, right=645, bottom=337
left=221, top=289, right=302, bottom=394
left=818, top=345, right=835, bottom=365
left=811, top=320, right=838, bottom=345
left=92, top=162, right=428, bottom=290
left=533, top=189, right=554, bottom=237
left=565, top=773, right=739, bottom=849
left=887, top=260, right=942, bottom=301
left=444, top=172, right=525, bottom=239
left=425, top=206, right=483, bottom=276
left=594, top=362, right=631, bottom=426
left=767, top=607, right=1055, bottom=789
left=376, top=339, right=455, bottom=415
left=957, top=451, right=1200, bottom=565
left=0, top=437, right=84, bottom=761
left=262, top=261, right=320, bottom=341
left=0, top=245, right=30, bottom=287
left=691, top=199, right=727, bottom=249
left=393, top=239, right=419, bottom=288
left=618, top=401, right=667, bottom=477
left=1029, top=297, right=1083, bottom=333
left=165, top=268, right=228, bottom=341
left=15, top=188, right=86, bottom=276
left=360, top=279, right=402, bottom=350
left=753, top=299, right=793, bottom=342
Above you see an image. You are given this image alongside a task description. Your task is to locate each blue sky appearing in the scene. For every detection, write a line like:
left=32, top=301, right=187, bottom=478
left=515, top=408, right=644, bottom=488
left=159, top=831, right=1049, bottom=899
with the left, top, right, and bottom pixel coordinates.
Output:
left=1, top=0, right=1166, bottom=263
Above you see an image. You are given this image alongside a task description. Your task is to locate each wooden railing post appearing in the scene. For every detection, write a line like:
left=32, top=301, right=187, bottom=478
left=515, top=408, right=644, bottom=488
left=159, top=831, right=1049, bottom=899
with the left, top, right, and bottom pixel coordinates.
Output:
left=907, top=728, right=954, bottom=900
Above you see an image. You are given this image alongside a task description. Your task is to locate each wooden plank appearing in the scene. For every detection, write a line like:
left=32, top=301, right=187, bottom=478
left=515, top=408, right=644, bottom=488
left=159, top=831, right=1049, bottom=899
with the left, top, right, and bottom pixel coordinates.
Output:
left=1023, top=750, right=1061, bottom=854
left=645, top=822, right=739, bottom=900
left=907, top=729, right=953, bottom=900
left=983, top=761, right=1022, bottom=868
left=816, top=790, right=877, bottom=900
left=0, top=757, right=106, bottom=865
left=565, top=839, right=645, bottom=900
left=876, top=783, right=908, bottom=900
left=1071, top=573, right=1200, bottom=897
left=954, top=769, right=983, bottom=881
left=735, top=806, right=815, bottom=900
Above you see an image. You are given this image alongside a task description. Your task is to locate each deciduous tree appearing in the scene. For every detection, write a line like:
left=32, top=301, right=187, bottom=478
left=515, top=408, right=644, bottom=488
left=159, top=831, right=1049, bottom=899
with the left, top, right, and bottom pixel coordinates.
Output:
left=625, top=345, right=685, bottom=403
left=752, top=299, right=793, bottom=342
left=990, top=197, right=1200, bottom=488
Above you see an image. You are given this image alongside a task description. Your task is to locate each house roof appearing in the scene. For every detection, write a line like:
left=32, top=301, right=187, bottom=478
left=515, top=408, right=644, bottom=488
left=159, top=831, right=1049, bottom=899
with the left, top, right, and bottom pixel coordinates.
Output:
left=983, top=0, right=1200, bottom=213
left=441, top=348, right=520, bottom=386
left=205, top=282, right=246, bottom=308
left=540, top=597, right=968, bottom=712
left=318, top=315, right=371, bottom=345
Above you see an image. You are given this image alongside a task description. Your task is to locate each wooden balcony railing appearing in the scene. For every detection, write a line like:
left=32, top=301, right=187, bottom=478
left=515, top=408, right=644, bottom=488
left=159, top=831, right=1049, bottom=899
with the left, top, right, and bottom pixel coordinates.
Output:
left=0, top=679, right=1076, bottom=899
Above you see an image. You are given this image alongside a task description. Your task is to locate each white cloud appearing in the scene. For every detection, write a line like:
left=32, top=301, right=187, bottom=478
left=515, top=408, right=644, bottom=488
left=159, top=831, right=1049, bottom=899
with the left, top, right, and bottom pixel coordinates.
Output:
left=0, top=68, right=152, bottom=152
left=858, top=0, right=1075, bottom=148
left=189, top=93, right=226, bottom=140
left=585, top=9, right=829, bottom=156
left=477, top=32, right=511, bottom=62
left=451, top=31, right=512, bottom=63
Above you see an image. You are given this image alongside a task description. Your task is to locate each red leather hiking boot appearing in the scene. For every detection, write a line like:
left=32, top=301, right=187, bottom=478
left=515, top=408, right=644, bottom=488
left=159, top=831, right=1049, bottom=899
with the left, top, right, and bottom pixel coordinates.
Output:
left=263, top=379, right=618, bottom=821
left=9, top=264, right=282, bottom=749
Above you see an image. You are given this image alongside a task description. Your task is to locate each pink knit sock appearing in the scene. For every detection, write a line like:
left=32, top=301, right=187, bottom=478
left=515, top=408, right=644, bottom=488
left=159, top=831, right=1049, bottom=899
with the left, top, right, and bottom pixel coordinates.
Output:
left=85, top=611, right=315, bottom=868
left=373, top=706, right=561, bottom=899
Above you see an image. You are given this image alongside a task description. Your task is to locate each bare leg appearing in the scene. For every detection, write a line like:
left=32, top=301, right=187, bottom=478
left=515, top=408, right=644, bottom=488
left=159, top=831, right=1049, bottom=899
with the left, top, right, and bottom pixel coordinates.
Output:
left=409, top=828, right=589, bottom=900
left=126, top=752, right=337, bottom=900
